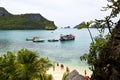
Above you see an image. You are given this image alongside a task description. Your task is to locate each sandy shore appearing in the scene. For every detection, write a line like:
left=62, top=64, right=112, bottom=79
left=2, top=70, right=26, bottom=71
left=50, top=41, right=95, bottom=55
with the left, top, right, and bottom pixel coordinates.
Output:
left=47, top=66, right=65, bottom=80
left=47, top=63, right=92, bottom=80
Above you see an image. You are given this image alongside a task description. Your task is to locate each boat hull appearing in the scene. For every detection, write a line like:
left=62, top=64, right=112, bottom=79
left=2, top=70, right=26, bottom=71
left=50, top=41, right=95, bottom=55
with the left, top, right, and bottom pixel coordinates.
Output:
left=33, top=40, right=45, bottom=42
left=60, top=34, right=75, bottom=41
left=60, top=38, right=75, bottom=41
left=48, top=39, right=59, bottom=42
left=26, top=38, right=33, bottom=41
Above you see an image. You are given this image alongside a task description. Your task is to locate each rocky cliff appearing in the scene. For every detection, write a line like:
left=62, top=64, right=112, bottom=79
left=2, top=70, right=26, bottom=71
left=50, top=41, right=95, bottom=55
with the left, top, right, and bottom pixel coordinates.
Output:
left=0, top=7, right=11, bottom=16
left=0, top=7, right=57, bottom=30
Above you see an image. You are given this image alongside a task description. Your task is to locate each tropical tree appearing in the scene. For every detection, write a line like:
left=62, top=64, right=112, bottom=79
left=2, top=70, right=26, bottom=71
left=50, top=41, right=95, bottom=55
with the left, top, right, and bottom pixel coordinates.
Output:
left=0, top=49, right=53, bottom=80
left=0, top=51, right=18, bottom=80
left=80, top=0, right=120, bottom=80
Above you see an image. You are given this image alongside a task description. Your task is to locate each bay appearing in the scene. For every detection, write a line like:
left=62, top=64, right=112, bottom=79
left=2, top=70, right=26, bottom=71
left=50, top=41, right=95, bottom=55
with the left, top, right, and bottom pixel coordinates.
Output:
left=0, top=28, right=108, bottom=75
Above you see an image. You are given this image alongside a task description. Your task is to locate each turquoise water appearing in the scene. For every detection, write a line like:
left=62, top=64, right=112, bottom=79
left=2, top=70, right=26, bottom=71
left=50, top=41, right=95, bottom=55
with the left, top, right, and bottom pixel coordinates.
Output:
left=0, top=28, right=108, bottom=75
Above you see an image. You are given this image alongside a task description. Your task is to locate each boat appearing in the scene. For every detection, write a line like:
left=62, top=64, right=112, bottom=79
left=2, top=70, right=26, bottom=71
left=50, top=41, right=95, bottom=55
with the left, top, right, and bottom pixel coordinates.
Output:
left=48, top=39, right=59, bottom=42
left=60, top=34, right=75, bottom=41
left=26, top=38, right=33, bottom=41
left=33, top=39, right=45, bottom=42
left=33, top=37, right=45, bottom=42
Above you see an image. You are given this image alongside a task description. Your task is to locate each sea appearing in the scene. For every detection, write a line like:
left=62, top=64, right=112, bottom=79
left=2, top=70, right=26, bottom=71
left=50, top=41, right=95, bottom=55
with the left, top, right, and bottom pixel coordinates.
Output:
left=0, top=28, right=108, bottom=76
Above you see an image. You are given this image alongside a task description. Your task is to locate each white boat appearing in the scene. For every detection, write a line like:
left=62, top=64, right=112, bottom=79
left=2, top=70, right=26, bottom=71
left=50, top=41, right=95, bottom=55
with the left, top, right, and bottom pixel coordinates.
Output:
left=33, top=37, right=45, bottom=42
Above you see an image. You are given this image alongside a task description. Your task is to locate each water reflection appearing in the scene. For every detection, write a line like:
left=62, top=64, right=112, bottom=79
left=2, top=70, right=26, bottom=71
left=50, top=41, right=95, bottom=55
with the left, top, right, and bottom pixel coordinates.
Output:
left=0, top=39, right=11, bottom=53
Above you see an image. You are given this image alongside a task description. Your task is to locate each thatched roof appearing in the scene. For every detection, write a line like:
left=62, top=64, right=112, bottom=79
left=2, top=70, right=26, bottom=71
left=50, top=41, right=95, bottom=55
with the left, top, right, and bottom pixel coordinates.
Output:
left=65, top=70, right=85, bottom=80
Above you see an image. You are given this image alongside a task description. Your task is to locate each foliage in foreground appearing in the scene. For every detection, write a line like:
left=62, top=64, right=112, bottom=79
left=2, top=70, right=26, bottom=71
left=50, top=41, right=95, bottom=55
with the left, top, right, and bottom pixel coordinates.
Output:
left=80, top=34, right=110, bottom=70
left=0, top=49, right=53, bottom=80
left=80, top=0, right=120, bottom=80
left=62, top=72, right=69, bottom=80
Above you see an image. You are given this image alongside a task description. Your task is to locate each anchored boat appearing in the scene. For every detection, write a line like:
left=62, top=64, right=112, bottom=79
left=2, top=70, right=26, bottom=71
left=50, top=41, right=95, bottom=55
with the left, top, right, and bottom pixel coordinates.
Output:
left=48, top=39, right=59, bottom=42
left=33, top=37, right=45, bottom=42
left=60, top=34, right=75, bottom=41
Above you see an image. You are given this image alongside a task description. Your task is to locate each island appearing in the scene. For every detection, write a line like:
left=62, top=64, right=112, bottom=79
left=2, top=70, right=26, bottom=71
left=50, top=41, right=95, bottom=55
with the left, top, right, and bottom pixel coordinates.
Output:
left=0, top=7, right=57, bottom=30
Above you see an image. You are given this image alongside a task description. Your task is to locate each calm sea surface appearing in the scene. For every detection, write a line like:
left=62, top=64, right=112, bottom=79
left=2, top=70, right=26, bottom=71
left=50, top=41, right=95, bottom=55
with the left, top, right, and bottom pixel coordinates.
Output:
left=0, top=28, right=108, bottom=75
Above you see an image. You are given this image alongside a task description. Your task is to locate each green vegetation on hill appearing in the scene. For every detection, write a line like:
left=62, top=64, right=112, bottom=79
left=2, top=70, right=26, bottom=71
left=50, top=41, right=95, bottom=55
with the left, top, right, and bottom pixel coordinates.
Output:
left=0, top=7, right=57, bottom=30
left=74, top=21, right=86, bottom=29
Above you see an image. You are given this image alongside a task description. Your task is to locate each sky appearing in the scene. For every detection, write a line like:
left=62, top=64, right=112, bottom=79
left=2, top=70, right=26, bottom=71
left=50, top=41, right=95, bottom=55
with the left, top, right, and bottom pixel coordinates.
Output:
left=0, top=0, right=111, bottom=27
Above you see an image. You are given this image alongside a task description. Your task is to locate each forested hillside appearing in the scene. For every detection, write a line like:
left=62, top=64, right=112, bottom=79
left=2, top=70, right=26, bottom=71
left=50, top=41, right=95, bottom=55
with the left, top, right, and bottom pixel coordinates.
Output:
left=0, top=7, right=57, bottom=30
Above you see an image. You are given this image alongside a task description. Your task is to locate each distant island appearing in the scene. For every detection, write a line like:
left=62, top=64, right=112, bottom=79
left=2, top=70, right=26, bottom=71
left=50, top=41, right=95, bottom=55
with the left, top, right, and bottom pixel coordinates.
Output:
left=74, top=22, right=86, bottom=29
left=0, top=7, right=57, bottom=30
left=74, top=21, right=108, bottom=29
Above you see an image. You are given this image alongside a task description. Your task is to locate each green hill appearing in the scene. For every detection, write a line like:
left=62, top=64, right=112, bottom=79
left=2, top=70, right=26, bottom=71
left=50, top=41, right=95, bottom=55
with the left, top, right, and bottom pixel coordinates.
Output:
left=0, top=7, right=57, bottom=30
left=74, top=21, right=86, bottom=29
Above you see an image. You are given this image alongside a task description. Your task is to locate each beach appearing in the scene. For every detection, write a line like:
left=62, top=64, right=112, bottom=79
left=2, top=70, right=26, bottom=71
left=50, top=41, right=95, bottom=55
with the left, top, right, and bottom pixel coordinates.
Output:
left=47, top=63, right=92, bottom=80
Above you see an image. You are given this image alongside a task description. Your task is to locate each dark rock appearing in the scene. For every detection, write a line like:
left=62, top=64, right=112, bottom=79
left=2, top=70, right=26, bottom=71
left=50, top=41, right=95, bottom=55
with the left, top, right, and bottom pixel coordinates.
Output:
left=0, top=7, right=10, bottom=16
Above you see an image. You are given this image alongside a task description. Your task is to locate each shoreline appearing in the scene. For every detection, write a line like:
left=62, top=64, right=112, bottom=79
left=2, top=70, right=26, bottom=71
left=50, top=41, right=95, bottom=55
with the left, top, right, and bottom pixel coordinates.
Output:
left=47, top=63, right=92, bottom=80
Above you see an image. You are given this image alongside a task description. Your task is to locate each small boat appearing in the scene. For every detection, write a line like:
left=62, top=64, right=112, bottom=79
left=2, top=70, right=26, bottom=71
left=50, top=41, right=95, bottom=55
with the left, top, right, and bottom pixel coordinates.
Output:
left=26, top=38, right=33, bottom=41
left=33, top=37, right=45, bottom=42
left=48, top=39, right=59, bottom=42
left=33, top=39, right=45, bottom=42
left=60, top=34, right=75, bottom=41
